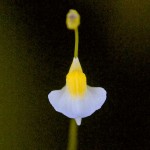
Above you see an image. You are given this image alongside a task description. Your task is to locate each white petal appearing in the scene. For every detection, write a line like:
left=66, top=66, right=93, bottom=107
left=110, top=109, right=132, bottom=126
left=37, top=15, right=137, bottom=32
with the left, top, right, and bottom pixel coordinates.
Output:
left=48, top=85, right=107, bottom=119
left=75, top=117, right=82, bottom=126
left=48, top=86, right=66, bottom=113
left=78, top=86, right=107, bottom=118
left=48, top=86, right=80, bottom=118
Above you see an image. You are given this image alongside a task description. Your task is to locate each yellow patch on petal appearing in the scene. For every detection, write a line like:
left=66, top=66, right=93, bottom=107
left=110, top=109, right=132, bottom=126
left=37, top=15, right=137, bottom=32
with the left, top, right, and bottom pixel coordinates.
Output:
left=66, top=70, right=87, bottom=97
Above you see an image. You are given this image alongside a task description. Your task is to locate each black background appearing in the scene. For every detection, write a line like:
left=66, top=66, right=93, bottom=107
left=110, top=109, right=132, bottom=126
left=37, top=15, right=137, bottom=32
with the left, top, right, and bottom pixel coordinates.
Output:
left=0, top=0, right=149, bottom=149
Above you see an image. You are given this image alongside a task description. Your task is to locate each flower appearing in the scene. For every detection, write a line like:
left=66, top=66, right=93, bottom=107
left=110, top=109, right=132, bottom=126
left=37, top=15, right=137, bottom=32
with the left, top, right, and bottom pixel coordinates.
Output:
left=48, top=57, right=107, bottom=125
left=48, top=9, right=107, bottom=125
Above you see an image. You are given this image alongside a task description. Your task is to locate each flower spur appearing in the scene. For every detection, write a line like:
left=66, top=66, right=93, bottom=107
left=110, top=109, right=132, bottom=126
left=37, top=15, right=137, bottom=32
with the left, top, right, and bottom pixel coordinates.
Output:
left=48, top=9, right=107, bottom=125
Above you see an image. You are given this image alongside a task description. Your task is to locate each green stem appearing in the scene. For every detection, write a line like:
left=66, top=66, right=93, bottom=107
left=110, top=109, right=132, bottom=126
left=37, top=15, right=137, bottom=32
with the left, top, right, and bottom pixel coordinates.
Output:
left=74, top=28, right=79, bottom=58
left=67, top=119, right=78, bottom=150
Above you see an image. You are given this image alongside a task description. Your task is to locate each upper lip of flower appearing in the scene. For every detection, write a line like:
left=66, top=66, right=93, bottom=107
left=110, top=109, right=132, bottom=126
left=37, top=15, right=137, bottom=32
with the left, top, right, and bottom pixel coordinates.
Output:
left=69, top=57, right=83, bottom=72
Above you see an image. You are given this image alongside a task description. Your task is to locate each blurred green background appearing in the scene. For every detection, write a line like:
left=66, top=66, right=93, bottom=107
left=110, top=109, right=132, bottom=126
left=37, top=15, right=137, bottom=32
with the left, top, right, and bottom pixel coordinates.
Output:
left=0, top=0, right=149, bottom=149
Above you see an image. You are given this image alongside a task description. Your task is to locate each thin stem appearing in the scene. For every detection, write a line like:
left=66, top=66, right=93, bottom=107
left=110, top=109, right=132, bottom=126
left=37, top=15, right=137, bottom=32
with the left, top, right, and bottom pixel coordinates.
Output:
left=67, top=119, right=78, bottom=150
left=74, top=28, right=79, bottom=58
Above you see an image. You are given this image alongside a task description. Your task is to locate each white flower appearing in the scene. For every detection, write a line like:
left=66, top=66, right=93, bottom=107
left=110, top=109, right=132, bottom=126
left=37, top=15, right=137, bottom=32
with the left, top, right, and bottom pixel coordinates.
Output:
left=48, top=9, right=107, bottom=125
left=48, top=57, right=107, bottom=125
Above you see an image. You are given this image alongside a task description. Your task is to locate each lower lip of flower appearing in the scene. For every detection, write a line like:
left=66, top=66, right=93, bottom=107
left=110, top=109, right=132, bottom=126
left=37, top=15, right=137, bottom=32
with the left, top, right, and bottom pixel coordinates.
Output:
left=66, top=70, right=87, bottom=97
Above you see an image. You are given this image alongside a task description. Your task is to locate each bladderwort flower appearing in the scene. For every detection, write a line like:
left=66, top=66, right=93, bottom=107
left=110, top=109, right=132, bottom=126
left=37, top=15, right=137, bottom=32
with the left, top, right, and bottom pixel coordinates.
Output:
left=48, top=9, right=107, bottom=126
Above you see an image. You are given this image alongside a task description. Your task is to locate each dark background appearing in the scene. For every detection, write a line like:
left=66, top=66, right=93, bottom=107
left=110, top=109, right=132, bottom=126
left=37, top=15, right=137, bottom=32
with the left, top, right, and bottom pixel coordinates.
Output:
left=0, top=0, right=149, bottom=149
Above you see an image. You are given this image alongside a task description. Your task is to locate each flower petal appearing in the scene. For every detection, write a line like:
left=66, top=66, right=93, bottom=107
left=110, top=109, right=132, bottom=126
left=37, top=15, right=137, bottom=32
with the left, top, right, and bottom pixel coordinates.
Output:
left=78, top=86, right=107, bottom=118
left=48, top=86, right=79, bottom=118
left=48, top=85, right=106, bottom=119
left=75, top=117, right=82, bottom=125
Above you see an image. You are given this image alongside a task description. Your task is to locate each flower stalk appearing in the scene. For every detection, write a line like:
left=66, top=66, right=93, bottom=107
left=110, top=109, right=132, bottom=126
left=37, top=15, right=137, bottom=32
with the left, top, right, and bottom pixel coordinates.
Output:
left=74, top=28, right=79, bottom=58
left=67, top=119, right=78, bottom=150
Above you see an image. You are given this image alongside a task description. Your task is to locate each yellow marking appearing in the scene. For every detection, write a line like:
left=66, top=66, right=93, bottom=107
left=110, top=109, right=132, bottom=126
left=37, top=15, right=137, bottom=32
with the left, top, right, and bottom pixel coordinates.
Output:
left=66, top=70, right=87, bottom=97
